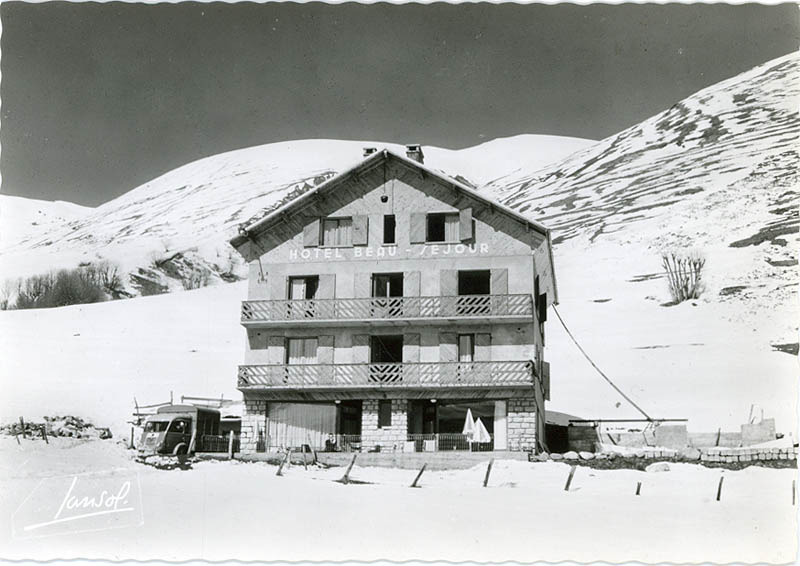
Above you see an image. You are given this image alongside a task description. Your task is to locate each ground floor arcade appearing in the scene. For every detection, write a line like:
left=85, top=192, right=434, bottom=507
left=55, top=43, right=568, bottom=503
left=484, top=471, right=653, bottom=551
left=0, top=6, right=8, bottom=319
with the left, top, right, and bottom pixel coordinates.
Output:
left=240, top=396, right=541, bottom=454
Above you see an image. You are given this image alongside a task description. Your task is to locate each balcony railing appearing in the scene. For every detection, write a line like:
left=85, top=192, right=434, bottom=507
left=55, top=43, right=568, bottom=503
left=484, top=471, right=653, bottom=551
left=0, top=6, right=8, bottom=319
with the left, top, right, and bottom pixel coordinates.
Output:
left=241, top=294, right=533, bottom=324
left=238, top=361, right=534, bottom=389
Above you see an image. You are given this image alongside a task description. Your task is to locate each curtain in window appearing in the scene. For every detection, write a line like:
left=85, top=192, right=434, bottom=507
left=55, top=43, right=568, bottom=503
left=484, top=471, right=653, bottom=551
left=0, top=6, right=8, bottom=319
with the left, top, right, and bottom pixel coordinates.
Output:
left=323, top=218, right=352, bottom=246
left=287, top=338, right=318, bottom=365
left=444, top=214, right=460, bottom=241
left=458, top=334, right=474, bottom=362
left=268, top=403, right=337, bottom=450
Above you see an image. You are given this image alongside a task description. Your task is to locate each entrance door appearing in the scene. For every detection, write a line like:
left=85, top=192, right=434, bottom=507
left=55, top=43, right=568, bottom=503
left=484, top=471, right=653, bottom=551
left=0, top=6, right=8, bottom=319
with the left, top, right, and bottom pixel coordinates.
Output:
left=370, top=335, right=403, bottom=383
left=457, top=270, right=491, bottom=315
left=372, top=273, right=403, bottom=318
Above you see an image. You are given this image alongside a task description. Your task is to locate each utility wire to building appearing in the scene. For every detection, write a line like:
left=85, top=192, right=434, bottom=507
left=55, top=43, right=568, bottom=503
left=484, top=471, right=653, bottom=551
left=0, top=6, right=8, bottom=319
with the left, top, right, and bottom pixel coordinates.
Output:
left=552, top=304, right=653, bottom=421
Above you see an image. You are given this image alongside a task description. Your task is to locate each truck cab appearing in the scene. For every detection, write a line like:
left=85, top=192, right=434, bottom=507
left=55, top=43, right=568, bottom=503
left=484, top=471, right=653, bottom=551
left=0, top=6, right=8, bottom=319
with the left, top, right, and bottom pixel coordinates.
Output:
left=139, top=405, right=220, bottom=457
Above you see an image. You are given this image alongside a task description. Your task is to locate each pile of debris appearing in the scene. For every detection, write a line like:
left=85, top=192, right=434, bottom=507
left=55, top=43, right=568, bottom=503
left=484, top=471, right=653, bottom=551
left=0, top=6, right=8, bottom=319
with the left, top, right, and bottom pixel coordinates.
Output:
left=2, top=415, right=112, bottom=440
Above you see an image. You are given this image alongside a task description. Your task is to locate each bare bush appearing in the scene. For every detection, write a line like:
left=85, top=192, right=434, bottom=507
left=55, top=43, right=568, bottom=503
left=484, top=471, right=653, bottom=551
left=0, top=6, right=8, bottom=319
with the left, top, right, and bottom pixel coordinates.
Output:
left=661, top=251, right=705, bottom=303
left=96, top=261, right=126, bottom=298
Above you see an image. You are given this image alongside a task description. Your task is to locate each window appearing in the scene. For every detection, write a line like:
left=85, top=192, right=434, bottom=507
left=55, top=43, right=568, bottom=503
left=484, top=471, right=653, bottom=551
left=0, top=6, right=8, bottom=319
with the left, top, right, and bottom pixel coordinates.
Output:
left=286, top=337, right=318, bottom=365
left=288, top=276, right=318, bottom=300
left=426, top=213, right=459, bottom=242
left=378, top=400, right=392, bottom=428
left=322, top=218, right=352, bottom=247
left=168, top=419, right=189, bottom=434
left=458, top=334, right=475, bottom=362
left=383, top=215, right=396, bottom=244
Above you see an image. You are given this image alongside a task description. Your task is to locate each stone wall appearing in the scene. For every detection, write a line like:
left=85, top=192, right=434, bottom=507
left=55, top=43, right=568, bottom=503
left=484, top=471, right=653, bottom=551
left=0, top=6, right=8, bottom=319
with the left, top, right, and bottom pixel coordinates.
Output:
left=507, top=397, right=537, bottom=451
left=241, top=396, right=267, bottom=454
left=362, top=399, right=408, bottom=451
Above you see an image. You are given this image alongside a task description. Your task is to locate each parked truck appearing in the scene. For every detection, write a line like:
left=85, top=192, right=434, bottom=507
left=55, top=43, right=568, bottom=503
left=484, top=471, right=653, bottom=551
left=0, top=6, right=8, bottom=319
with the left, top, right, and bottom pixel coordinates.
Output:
left=138, top=404, right=220, bottom=457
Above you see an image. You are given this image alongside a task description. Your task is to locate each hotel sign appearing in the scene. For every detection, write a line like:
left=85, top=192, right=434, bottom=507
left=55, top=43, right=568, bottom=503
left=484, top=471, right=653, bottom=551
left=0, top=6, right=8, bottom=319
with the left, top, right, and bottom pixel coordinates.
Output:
left=289, top=243, right=491, bottom=261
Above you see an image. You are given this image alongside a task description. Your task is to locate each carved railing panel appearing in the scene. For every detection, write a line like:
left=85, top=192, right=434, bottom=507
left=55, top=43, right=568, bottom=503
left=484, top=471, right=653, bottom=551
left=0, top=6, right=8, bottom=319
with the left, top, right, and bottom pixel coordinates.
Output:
left=241, top=294, right=533, bottom=323
left=238, top=361, right=534, bottom=388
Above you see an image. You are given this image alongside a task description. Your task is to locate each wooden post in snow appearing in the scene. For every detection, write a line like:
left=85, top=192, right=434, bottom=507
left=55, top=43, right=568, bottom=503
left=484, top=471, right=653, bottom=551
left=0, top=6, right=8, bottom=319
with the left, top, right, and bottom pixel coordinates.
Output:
left=635, top=481, right=641, bottom=496
left=307, top=434, right=318, bottom=465
left=130, top=426, right=136, bottom=449
left=19, top=417, right=26, bottom=439
left=276, top=449, right=291, bottom=476
left=483, top=459, right=494, bottom=487
left=410, top=463, right=427, bottom=488
left=564, top=465, right=577, bottom=491
left=716, top=476, right=724, bottom=501
left=339, top=453, right=357, bottom=484
left=227, top=431, right=235, bottom=460
left=15, top=432, right=20, bottom=445
left=41, top=425, right=49, bottom=444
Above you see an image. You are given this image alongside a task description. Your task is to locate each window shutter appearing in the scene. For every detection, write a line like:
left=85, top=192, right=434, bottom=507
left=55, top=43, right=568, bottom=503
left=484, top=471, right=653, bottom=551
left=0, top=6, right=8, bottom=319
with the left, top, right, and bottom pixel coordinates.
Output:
left=439, top=332, right=457, bottom=362
left=303, top=219, right=320, bottom=247
left=490, top=268, right=508, bottom=295
left=410, top=213, right=426, bottom=243
left=475, top=333, right=491, bottom=361
left=403, top=333, right=420, bottom=362
left=403, top=271, right=421, bottom=296
left=542, top=361, right=551, bottom=401
left=440, top=270, right=457, bottom=296
left=459, top=208, right=473, bottom=241
left=352, top=215, right=369, bottom=246
left=318, top=274, right=336, bottom=299
left=352, top=334, right=370, bottom=363
left=354, top=272, right=371, bottom=298
left=538, top=293, right=548, bottom=322
left=267, top=336, right=285, bottom=364
left=318, top=335, right=334, bottom=365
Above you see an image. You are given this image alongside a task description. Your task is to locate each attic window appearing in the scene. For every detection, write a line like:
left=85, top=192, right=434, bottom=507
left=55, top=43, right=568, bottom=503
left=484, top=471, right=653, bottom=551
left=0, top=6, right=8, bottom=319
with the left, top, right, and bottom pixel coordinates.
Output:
left=322, top=218, right=352, bottom=247
left=426, top=213, right=459, bottom=242
left=383, top=215, right=396, bottom=244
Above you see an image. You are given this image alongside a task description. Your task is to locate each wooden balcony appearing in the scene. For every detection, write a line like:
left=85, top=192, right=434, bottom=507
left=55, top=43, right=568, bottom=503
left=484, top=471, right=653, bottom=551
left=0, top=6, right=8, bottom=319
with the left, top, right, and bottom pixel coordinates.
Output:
left=240, top=294, right=533, bottom=327
left=238, top=361, right=535, bottom=400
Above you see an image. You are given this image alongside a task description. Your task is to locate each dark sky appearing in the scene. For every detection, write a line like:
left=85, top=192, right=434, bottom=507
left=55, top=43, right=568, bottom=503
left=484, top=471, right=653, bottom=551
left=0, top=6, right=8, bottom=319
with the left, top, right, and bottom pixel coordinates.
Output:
left=1, top=3, right=797, bottom=206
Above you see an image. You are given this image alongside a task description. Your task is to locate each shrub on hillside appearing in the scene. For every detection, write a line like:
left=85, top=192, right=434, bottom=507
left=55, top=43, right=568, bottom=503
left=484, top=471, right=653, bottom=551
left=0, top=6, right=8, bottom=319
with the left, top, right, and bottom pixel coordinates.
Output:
left=661, top=251, right=705, bottom=304
left=11, top=261, right=124, bottom=309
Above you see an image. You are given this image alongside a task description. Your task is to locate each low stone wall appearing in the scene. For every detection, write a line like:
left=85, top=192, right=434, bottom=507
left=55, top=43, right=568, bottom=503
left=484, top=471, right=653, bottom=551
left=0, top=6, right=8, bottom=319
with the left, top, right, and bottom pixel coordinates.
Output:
left=700, top=445, right=797, bottom=463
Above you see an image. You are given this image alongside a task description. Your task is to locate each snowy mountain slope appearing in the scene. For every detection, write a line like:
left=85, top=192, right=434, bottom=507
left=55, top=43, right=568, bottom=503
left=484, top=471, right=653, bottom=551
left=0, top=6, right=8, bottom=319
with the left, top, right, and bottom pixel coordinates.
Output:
left=486, top=53, right=798, bottom=308
left=482, top=53, right=799, bottom=428
left=0, top=194, right=92, bottom=250
left=0, top=135, right=594, bottom=291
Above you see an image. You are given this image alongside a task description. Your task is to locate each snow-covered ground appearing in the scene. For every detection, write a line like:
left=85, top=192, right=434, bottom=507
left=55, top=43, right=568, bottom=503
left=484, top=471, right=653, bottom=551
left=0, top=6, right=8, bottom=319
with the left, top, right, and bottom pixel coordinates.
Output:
left=0, top=437, right=795, bottom=563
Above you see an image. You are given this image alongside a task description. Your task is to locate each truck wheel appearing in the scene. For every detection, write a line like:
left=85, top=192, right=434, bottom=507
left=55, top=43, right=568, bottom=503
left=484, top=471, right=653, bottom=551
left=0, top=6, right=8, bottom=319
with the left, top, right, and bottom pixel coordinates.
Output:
left=174, top=444, right=188, bottom=456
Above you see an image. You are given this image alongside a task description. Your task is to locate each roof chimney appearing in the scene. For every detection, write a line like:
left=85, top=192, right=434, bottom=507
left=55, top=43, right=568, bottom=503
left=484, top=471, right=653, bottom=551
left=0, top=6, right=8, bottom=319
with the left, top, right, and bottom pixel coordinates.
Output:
left=363, top=147, right=378, bottom=157
left=405, top=144, right=424, bottom=164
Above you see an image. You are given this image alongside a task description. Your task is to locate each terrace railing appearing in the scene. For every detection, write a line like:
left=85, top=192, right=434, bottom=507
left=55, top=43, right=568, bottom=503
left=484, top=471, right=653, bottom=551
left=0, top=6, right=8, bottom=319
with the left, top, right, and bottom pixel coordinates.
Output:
left=241, top=294, right=533, bottom=323
left=238, top=360, right=534, bottom=389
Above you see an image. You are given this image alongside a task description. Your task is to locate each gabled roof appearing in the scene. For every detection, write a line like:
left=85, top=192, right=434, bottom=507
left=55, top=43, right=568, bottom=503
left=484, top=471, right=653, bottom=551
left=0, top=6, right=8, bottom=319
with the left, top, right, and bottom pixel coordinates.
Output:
left=231, top=148, right=551, bottom=247
left=230, top=148, right=559, bottom=303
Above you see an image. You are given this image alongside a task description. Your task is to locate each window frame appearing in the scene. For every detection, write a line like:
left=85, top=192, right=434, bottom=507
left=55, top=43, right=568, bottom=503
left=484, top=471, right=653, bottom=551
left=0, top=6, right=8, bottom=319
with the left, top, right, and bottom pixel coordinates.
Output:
left=378, top=400, right=392, bottom=428
left=383, top=214, right=397, bottom=245
left=425, top=212, right=460, bottom=243
left=321, top=217, right=353, bottom=248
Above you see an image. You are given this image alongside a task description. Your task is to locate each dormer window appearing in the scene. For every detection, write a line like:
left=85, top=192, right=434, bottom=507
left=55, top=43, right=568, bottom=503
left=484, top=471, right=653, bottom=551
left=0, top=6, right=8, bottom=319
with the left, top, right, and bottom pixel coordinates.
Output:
left=322, top=217, right=352, bottom=247
left=426, top=213, right=459, bottom=243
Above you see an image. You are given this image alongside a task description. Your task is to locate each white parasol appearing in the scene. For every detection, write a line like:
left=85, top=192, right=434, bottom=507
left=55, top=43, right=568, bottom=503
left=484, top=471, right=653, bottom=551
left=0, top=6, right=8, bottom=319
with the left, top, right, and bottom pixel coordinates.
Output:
left=473, top=417, right=492, bottom=444
left=462, top=408, right=476, bottom=439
